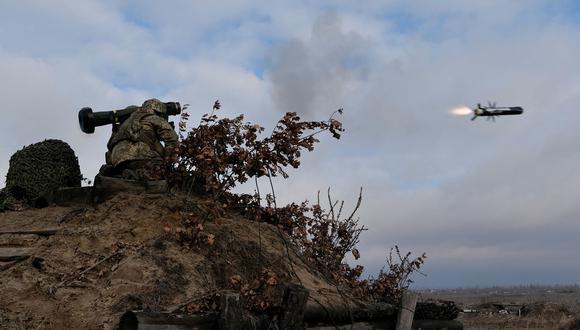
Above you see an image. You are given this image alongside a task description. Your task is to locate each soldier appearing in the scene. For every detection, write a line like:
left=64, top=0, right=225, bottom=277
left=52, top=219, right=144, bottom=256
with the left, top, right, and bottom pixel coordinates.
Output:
left=105, top=98, right=179, bottom=181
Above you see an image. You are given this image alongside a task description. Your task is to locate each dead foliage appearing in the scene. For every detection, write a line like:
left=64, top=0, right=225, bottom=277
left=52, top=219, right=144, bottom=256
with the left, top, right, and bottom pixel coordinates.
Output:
left=228, top=269, right=282, bottom=313
left=165, top=101, right=426, bottom=310
left=169, top=100, right=344, bottom=195
left=368, top=246, right=427, bottom=303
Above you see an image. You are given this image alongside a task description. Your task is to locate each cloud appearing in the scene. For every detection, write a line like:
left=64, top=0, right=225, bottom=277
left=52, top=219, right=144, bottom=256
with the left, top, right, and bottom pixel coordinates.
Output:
left=2, top=1, right=580, bottom=288
left=0, top=52, right=148, bottom=185
left=260, top=2, right=580, bottom=287
left=267, top=13, right=371, bottom=116
left=0, top=1, right=147, bottom=58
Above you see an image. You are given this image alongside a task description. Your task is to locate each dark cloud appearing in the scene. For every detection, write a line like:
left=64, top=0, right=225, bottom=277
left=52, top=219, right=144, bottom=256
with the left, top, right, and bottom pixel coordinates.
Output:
left=267, top=13, right=371, bottom=116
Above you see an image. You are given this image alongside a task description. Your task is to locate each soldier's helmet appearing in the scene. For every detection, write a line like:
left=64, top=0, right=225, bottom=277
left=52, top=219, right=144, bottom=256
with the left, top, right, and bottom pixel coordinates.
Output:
left=142, top=98, right=166, bottom=114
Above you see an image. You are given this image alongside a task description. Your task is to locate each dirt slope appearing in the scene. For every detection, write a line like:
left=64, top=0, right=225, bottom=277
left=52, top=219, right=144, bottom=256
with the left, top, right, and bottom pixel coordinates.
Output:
left=0, top=192, right=352, bottom=329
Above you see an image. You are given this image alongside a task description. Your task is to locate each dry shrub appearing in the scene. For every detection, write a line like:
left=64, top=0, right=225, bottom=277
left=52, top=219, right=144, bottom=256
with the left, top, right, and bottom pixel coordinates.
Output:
left=240, top=188, right=366, bottom=279
left=369, top=246, right=427, bottom=303
left=228, top=269, right=282, bottom=313
left=167, top=101, right=426, bottom=307
left=169, top=100, right=343, bottom=195
left=559, top=313, right=580, bottom=330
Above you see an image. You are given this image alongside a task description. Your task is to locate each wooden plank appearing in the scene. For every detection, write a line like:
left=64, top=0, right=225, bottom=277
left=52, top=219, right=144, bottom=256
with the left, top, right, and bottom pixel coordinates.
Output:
left=0, top=247, right=33, bottom=261
left=219, top=293, right=242, bottom=330
left=412, top=319, right=463, bottom=329
left=0, top=229, right=58, bottom=236
left=395, top=291, right=419, bottom=330
left=279, top=284, right=310, bottom=329
left=306, top=319, right=463, bottom=329
left=0, top=259, right=28, bottom=271
left=92, top=175, right=167, bottom=204
left=304, top=302, right=396, bottom=324
left=306, top=322, right=391, bottom=329
left=118, top=311, right=217, bottom=330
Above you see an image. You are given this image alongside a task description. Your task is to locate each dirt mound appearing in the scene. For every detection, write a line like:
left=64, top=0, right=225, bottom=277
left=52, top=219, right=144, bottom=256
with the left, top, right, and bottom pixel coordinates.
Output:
left=0, top=192, right=354, bottom=329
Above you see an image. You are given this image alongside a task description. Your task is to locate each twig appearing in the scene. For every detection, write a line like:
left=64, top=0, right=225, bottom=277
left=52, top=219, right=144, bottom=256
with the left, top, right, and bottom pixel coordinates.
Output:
left=167, top=289, right=234, bottom=313
left=54, top=250, right=123, bottom=289
left=266, top=168, right=278, bottom=210
left=336, top=200, right=344, bottom=221
left=346, top=187, right=363, bottom=221
left=266, top=167, right=303, bottom=286
left=255, top=176, right=263, bottom=268
left=327, top=187, right=335, bottom=221
left=96, top=202, right=118, bottom=224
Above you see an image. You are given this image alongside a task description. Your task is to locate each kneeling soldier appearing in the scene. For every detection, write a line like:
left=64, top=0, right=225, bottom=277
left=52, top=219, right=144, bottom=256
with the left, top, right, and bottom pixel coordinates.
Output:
left=106, top=98, right=179, bottom=180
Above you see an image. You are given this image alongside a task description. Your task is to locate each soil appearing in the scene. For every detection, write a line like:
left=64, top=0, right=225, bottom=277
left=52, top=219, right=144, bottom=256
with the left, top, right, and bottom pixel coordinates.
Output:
left=0, top=192, right=354, bottom=329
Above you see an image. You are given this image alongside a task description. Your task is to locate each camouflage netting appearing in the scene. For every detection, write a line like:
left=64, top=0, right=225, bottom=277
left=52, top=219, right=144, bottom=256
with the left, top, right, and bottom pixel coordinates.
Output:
left=0, top=188, right=6, bottom=211
left=2, top=139, right=82, bottom=207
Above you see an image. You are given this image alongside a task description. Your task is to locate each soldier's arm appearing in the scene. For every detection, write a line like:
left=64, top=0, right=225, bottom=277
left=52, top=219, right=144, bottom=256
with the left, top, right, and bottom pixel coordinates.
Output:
left=150, top=115, right=179, bottom=150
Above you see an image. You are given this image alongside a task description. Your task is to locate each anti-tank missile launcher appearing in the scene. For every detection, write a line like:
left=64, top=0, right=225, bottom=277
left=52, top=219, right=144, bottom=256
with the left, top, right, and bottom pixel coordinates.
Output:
left=78, top=102, right=181, bottom=133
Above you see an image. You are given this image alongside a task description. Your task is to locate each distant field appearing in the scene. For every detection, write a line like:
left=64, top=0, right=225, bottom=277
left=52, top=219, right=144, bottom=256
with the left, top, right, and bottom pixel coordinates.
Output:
left=419, top=285, right=580, bottom=329
left=420, top=285, right=580, bottom=312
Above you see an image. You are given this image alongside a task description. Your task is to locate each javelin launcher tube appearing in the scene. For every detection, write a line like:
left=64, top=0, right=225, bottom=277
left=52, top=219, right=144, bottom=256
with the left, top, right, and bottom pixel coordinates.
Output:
left=78, top=102, right=181, bottom=134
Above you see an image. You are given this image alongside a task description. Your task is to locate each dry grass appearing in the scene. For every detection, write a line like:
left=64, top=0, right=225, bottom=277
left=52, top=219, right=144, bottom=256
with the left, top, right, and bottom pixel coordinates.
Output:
left=420, top=286, right=580, bottom=329
left=460, top=312, right=576, bottom=329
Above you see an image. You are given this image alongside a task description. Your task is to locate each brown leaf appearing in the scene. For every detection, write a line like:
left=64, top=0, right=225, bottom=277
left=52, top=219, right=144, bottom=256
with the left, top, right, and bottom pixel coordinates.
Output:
left=229, top=275, right=242, bottom=288
left=264, top=270, right=279, bottom=286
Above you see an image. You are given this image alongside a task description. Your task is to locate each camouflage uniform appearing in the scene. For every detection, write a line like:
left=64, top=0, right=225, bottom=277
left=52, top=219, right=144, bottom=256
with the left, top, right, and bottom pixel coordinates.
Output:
left=106, top=99, right=179, bottom=180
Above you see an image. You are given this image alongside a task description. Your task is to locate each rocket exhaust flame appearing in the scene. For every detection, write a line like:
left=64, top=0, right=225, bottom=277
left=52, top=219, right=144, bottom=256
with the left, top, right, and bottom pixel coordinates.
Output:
left=449, top=106, right=473, bottom=116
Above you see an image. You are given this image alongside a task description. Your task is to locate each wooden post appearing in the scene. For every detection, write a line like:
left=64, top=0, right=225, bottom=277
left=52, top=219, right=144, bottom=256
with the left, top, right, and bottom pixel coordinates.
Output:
left=219, top=293, right=242, bottom=330
left=396, top=290, right=418, bottom=330
left=279, top=284, right=309, bottom=329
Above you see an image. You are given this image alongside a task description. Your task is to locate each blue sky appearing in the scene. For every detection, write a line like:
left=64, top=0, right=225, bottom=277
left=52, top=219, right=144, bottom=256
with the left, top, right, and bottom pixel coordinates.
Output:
left=2, top=1, right=580, bottom=288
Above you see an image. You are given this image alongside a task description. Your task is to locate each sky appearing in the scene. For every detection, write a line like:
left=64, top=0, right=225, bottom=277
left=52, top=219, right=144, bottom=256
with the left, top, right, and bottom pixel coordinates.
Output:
left=1, top=0, right=580, bottom=288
